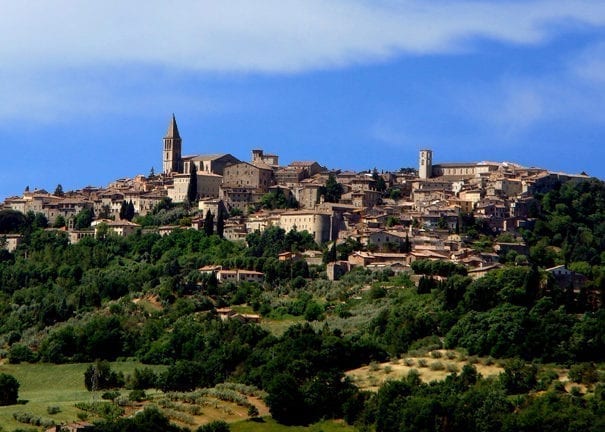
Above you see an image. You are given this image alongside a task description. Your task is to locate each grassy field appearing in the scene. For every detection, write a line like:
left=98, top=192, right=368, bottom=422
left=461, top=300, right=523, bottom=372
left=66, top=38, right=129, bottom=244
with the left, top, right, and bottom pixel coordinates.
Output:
left=0, top=360, right=356, bottom=431
left=260, top=315, right=304, bottom=336
left=0, top=361, right=165, bottom=430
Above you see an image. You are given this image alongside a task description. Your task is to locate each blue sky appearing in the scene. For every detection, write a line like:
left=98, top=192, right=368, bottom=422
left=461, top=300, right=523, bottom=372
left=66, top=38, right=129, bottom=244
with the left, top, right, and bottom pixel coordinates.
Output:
left=1, top=1, right=605, bottom=200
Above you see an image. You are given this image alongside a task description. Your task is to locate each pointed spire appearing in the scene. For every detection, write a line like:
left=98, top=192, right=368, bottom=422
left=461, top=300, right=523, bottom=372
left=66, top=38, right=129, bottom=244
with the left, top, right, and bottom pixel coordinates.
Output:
left=164, top=113, right=181, bottom=139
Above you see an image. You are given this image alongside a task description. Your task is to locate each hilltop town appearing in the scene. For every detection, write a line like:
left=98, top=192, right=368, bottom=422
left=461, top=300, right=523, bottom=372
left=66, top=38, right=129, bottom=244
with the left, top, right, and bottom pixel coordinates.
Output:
left=0, top=115, right=604, bottom=431
left=0, top=114, right=590, bottom=278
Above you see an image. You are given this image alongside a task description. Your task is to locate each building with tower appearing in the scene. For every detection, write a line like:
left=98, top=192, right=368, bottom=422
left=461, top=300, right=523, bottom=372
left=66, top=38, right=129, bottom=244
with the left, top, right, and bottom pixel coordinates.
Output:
left=162, top=114, right=239, bottom=178
left=163, top=114, right=183, bottom=174
left=419, top=149, right=433, bottom=179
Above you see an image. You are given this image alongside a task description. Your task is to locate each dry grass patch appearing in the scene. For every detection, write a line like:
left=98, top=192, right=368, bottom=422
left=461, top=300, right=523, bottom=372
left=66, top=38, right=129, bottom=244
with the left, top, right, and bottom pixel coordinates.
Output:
left=346, top=350, right=505, bottom=391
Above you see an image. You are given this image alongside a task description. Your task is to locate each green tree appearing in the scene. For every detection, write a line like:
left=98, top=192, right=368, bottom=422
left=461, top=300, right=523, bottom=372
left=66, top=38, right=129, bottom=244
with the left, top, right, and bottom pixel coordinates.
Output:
left=53, top=214, right=66, bottom=228
left=372, top=168, right=387, bottom=193
left=187, top=163, right=198, bottom=204
left=119, top=201, right=128, bottom=220
left=98, top=204, right=111, bottom=219
left=84, top=361, right=125, bottom=391
left=0, top=210, right=26, bottom=233
left=0, top=373, right=19, bottom=405
left=74, top=207, right=94, bottom=229
left=260, top=187, right=298, bottom=210
left=321, top=174, right=343, bottom=203
left=499, top=358, right=537, bottom=394
left=119, top=200, right=135, bottom=221
left=160, top=360, right=204, bottom=392
left=54, top=184, right=65, bottom=197
left=323, top=241, right=337, bottom=264
left=33, top=212, right=48, bottom=229
left=266, top=373, right=306, bottom=425
left=204, top=210, right=214, bottom=236
left=127, top=200, right=135, bottom=221
left=216, top=207, right=225, bottom=238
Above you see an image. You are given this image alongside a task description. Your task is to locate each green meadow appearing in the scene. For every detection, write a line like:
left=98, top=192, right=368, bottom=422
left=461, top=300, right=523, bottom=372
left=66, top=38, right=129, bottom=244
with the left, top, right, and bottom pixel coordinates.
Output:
left=0, top=362, right=163, bottom=430
left=0, top=362, right=355, bottom=432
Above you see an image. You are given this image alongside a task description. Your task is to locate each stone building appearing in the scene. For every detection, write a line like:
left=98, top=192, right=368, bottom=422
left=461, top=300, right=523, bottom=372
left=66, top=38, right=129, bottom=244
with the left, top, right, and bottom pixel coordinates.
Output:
left=252, top=149, right=279, bottom=168
left=277, top=210, right=333, bottom=244
left=183, top=154, right=240, bottom=176
left=167, top=172, right=223, bottom=202
left=222, top=162, right=274, bottom=191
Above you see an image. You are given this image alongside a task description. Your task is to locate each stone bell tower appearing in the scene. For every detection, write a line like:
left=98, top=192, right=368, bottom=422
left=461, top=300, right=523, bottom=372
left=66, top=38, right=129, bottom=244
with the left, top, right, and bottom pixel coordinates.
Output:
left=163, top=114, right=183, bottom=174
left=419, top=149, right=433, bottom=179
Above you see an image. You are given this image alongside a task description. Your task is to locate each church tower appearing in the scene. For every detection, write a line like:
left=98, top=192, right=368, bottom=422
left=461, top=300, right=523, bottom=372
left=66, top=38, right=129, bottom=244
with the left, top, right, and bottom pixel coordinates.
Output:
left=419, top=149, right=433, bottom=179
left=163, top=114, right=183, bottom=174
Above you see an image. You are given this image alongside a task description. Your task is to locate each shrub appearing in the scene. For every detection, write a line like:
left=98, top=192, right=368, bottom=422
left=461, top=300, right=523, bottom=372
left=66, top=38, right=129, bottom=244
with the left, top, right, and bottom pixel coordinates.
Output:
left=417, top=359, right=428, bottom=368
left=446, top=351, right=457, bottom=360
left=46, top=405, right=61, bottom=415
left=128, top=389, right=146, bottom=402
left=537, top=369, right=560, bottom=391
left=12, top=411, right=54, bottom=427
left=368, top=285, right=387, bottom=299
left=247, top=405, right=259, bottom=418
left=8, top=344, right=38, bottom=364
left=197, top=420, right=230, bottom=432
left=570, top=386, right=583, bottom=397
left=407, top=369, right=422, bottom=386
left=101, top=391, right=120, bottom=401
left=369, top=361, right=380, bottom=372
left=429, top=361, right=445, bottom=371
left=430, top=351, right=443, bottom=359
left=74, top=401, right=124, bottom=420
left=446, top=363, right=459, bottom=373
left=304, top=301, right=324, bottom=321
left=568, top=363, right=598, bottom=385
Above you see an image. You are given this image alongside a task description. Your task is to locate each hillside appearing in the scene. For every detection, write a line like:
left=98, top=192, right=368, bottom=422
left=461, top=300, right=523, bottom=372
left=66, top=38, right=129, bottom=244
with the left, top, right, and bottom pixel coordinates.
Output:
left=0, top=179, right=603, bottom=431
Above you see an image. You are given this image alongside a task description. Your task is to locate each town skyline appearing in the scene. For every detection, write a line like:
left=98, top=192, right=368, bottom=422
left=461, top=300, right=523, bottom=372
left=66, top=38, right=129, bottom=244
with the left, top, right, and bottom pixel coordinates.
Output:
left=0, top=110, right=601, bottom=201
left=2, top=1, right=605, bottom=199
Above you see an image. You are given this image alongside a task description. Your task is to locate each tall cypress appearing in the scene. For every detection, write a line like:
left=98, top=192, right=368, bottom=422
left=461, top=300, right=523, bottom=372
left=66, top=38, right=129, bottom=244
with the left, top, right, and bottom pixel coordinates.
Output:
left=216, top=207, right=225, bottom=238
left=204, top=210, right=214, bottom=236
left=187, top=163, right=198, bottom=204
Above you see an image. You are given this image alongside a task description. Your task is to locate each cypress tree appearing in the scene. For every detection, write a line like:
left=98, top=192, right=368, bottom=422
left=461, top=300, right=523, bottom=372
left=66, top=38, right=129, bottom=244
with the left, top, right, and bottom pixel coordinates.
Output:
left=119, top=200, right=128, bottom=220
left=204, top=210, right=214, bottom=236
left=126, top=200, right=135, bottom=221
left=216, top=207, right=225, bottom=238
left=187, top=163, right=198, bottom=204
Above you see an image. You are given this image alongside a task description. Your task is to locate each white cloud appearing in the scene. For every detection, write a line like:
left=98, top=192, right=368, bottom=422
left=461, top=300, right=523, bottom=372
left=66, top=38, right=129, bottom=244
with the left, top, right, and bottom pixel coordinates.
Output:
left=2, top=1, right=605, bottom=125
left=456, top=67, right=605, bottom=141
left=2, top=1, right=605, bottom=73
left=369, top=120, right=410, bottom=148
left=571, top=42, right=605, bottom=83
